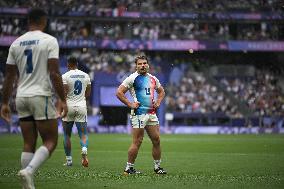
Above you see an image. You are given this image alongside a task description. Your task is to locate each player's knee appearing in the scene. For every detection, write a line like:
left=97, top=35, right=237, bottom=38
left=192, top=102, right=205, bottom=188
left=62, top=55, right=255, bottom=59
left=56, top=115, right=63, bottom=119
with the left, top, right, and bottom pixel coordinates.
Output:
left=46, top=143, right=57, bottom=154
left=44, top=139, right=58, bottom=153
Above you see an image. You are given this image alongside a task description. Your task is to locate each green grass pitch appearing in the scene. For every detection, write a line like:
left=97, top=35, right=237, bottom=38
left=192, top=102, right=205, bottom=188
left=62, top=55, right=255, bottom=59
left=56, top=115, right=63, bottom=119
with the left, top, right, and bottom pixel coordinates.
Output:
left=0, top=134, right=284, bottom=189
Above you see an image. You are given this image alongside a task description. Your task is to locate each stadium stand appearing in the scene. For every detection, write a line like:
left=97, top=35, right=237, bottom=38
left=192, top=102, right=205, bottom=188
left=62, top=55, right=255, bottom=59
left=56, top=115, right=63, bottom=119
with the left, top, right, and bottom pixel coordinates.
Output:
left=0, top=0, right=283, bottom=134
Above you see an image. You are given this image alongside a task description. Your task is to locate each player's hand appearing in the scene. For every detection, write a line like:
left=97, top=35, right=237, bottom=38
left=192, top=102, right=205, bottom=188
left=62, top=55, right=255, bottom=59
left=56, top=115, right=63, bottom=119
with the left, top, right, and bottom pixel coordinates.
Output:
left=130, top=102, right=140, bottom=109
left=58, top=100, right=68, bottom=118
left=153, top=101, right=161, bottom=109
left=1, top=104, right=11, bottom=123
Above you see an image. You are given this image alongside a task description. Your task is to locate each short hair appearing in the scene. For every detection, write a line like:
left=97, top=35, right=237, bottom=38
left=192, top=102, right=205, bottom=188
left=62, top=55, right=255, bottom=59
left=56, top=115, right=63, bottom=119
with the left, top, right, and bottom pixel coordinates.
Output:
left=68, top=56, right=78, bottom=66
left=134, top=55, right=148, bottom=64
left=28, top=8, right=47, bottom=25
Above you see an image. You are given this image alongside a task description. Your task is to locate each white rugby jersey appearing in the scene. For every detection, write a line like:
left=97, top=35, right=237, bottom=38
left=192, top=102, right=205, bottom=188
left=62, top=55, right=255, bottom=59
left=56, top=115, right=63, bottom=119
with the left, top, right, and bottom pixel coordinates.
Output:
left=62, top=69, right=91, bottom=107
left=122, top=71, right=161, bottom=115
left=6, top=30, right=59, bottom=97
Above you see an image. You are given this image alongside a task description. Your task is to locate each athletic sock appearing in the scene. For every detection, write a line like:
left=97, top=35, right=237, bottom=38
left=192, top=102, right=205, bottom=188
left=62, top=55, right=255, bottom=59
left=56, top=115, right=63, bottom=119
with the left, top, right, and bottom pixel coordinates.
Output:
left=66, top=156, right=72, bottom=162
left=82, top=147, right=87, bottom=155
left=154, top=159, right=161, bottom=170
left=21, top=152, right=34, bottom=169
left=25, top=146, right=49, bottom=174
left=125, top=162, right=134, bottom=171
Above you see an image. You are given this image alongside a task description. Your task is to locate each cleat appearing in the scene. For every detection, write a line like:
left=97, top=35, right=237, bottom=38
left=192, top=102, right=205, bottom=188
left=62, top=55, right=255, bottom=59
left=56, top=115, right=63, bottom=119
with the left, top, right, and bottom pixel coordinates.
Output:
left=18, top=169, right=35, bottom=189
left=81, top=153, right=88, bottom=167
left=63, top=161, right=72, bottom=167
left=123, top=167, right=142, bottom=175
left=154, top=167, right=167, bottom=174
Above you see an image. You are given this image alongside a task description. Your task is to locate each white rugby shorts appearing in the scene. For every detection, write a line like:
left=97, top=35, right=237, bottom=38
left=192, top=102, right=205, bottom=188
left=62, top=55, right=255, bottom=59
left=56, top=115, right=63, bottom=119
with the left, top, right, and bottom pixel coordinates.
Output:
left=16, top=96, right=57, bottom=120
left=62, top=106, right=87, bottom=122
left=130, top=113, right=159, bottom=128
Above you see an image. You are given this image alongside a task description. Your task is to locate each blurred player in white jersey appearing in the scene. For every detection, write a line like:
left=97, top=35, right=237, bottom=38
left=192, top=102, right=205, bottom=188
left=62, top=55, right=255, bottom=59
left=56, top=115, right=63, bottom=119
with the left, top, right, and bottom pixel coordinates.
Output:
left=0, top=8, right=67, bottom=189
left=61, top=57, right=91, bottom=167
left=116, top=55, right=167, bottom=175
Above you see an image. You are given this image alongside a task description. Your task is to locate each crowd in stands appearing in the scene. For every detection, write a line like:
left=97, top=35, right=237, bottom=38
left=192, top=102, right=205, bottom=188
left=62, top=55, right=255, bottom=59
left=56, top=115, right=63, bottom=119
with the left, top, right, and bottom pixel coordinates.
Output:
left=1, top=16, right=283, bottom=41
left=0, top=51, right=6, bottom=93
left=67, top=49, right=162, bottom=77
left=1, top=0, right=283, bottom=41
left=0, top=17, right=25, bottom=36
left=219, top=71, right=284, bottom=117
left=166, top=65, right=243, bottom=117
left=1, top=0, right=282, bottom=14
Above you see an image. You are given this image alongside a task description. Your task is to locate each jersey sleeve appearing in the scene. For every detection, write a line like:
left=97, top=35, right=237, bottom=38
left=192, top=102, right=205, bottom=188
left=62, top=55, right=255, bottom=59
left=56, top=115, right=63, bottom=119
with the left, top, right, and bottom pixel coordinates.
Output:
left=153, top=76, right=161, bottom=89
left=6, top=45, right=16, bottom=65
left=47, top=37, right=59, bottom=59
left=86, top=74, right=91, bottom=85
left=62, top=74, right=67, bottom=85
left=121, top=75, right=134, bottom=89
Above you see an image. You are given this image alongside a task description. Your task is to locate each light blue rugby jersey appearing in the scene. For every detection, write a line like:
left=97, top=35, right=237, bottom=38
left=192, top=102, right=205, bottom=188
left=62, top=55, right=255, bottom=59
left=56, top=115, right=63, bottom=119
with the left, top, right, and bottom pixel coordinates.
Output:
left=122, top=72, right=161, bottom=115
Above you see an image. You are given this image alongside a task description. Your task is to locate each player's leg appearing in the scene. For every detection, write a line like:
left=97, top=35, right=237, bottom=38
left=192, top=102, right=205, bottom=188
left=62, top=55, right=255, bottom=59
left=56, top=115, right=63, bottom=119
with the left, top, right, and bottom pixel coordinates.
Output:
left=21, top=96, right=58, bottom=177
left=145, top=114, right=167, bottom=174
left=16, top=97, right=37, bottom=189
left=124, top=128, right=144, bottom=174
left=63, top=121, right=74, bottom=166
left=75, top=121, right=89, bottom=167
left=128, top=128, right=144, bottom=163
left=19, top=118, right=37, bottom=169
left=124, top=114, right=147, bottom=174
left=75, top=121, right=88, bottom=153
left=18, top=118, right=37, bottom=189
left=16, top=97, right=37, bottom=169
left=24, top=119, right=58, bottom=173
left=18, top=119, right=58, bottom=189
left=145, top=125, right=161, bottom=160
left=74, top=106, right=89, bottom=152
left=62, top=105, right=76, bottom=165
left=75, top=106, right=89, bottom=167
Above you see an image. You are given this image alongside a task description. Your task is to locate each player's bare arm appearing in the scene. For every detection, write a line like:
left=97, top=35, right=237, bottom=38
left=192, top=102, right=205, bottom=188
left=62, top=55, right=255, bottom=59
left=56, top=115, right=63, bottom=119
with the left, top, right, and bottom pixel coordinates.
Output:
left=0, top=64, right=18, bottom=122
left=85, top=84, right=91, bottom=98
left=116, top=85, right=140, bottom=109
left=63, top=84, right=69, bottom=99
left=153, top=86, right=165, bottom=109
left=48, top=58, right=68, bottom=117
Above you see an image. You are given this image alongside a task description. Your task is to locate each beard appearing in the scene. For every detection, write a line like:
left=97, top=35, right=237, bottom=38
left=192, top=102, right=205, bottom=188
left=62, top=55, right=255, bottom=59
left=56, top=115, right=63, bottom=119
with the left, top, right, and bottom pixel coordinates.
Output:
left=138, top=67, right=148, bottom=74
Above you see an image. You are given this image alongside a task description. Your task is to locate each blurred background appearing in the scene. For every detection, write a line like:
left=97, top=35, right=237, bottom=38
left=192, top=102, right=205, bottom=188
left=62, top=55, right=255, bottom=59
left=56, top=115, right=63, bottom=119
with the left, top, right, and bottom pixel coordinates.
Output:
left=0, top=0, right=283, bottom=134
